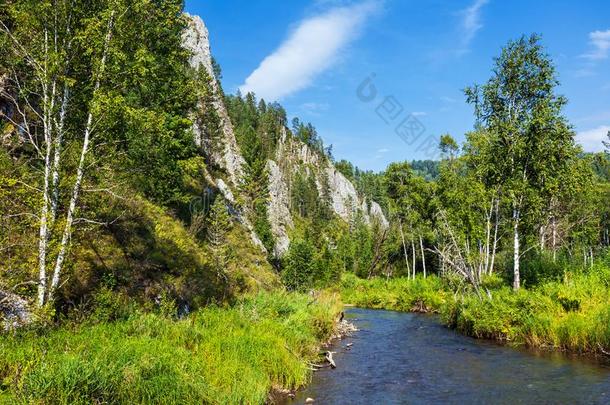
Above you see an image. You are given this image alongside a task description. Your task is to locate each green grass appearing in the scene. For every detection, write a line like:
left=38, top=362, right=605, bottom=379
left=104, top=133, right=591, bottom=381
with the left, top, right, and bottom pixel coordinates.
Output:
left=341, top=260, right=610, bottom=354
left=0, top=291, right=341, bottom=404
left=340, top=273, right=448, bottom=312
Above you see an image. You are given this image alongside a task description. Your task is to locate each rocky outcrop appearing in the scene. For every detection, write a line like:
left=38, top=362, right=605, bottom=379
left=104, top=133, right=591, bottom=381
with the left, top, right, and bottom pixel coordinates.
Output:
left=267, top=160, right=293, bottom=256
left=266, top=135, right=389, bottom=255
left=183, top=13, right=388, bottom=257
left=325, top=166, right=359, bottom=222
left=369, top=200, right=389, bottom=228
left=183, top=15, right=265, bottom=251
left=183, top=15, right=246, bottom=190
left=1, top=289, right=32, bottom=331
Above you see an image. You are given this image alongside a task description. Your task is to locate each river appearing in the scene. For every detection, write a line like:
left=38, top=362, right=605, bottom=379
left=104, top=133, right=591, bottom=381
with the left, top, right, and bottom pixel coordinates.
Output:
left=292, top=308, right=610, bottom=404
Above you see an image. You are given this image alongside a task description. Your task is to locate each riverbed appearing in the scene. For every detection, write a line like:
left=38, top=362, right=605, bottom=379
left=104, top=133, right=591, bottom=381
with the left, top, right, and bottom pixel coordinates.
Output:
left=292, top=308, right=610, bottom=404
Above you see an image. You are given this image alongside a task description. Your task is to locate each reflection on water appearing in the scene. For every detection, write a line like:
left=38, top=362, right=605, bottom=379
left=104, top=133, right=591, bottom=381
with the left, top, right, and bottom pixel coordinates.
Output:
left=292, top=308, right=610, bottom=405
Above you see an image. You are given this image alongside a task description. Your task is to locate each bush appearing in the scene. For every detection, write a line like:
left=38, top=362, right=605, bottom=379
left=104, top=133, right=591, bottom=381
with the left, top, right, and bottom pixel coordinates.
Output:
left=520, top=253, right=569, bottom=286
left=341, top=273, right=447, bottom=312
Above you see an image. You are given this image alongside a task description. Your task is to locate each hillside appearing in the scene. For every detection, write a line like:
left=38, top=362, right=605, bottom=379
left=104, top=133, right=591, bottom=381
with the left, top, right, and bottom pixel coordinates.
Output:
left=0, top=8, right=387, bottom=322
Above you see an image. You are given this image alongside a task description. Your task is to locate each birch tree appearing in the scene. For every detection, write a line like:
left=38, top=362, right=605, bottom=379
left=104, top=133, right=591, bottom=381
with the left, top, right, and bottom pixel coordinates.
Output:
left=464, top=35, right=578, bottom=290
left=435, top=135, right=502, bottom=286
left=1, top=1, right=117, bottom=306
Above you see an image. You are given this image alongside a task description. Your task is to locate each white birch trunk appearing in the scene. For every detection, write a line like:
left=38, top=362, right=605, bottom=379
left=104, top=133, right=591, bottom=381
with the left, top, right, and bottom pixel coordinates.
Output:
left=490, top=198, right=499, bottom=275
left=50, top=86, right=69, bottom=223
left=419, top=235, right=426, bottom=278
left=48, top=12, right=115, bottom=302
left=36, top=95, right=52, bottom=307
left=411, top=238, right=416, bottom=279
left=398, top=219, right=410, bottom=275
left=36, top=28, right=53, bottom=307
left=484, top=196, right=493, bottom=275
left=551, top=216, right=557, bottom=263
left=513, top=207, right=520, bottom=291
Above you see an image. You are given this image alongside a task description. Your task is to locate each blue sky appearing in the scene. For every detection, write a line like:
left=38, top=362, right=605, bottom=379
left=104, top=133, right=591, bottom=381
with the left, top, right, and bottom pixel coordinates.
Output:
left=185, top=0, right=610, bottom=171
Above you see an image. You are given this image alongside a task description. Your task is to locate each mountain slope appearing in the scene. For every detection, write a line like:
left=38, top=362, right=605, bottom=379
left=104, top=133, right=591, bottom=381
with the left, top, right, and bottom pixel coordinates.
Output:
left=183, top=15, right=388, bottom=257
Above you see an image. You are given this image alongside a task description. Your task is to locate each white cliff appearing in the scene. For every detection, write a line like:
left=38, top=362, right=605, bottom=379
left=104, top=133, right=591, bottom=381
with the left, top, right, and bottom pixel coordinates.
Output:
left=183, top=13, right=388, bottom=257
left=266, top=160, right=293, bottom=256
left=183, top=14, right=246, bottom=189
left=182, top=15, right=264, bottom=251
left=266, top=135, right=389, bottom=255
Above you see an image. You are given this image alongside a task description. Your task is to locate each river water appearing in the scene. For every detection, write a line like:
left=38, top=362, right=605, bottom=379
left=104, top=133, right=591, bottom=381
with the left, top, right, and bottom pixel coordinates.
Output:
left=292, top=308, right=610, bottom=404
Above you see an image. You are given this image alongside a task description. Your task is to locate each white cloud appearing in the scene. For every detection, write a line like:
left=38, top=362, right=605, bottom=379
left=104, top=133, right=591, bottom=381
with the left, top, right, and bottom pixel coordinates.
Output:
left=300, top=102, right=330, bottom=115
left=574, top=68, right=595, bottom=78
left=576, top=125, right=610, bottom=152
left=412, top=111, right=427, bottom=117
left=581, top=29, right=610, bottom=60
left=376, top=148, right=389, bottom=153
left=458, top=0, right=489, bottom=52
left=239, top=1, right=377, bottom=101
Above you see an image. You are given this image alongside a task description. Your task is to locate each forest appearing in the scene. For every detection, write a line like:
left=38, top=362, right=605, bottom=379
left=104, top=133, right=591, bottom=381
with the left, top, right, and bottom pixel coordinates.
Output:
left=0, top=0, right=609, bottom=403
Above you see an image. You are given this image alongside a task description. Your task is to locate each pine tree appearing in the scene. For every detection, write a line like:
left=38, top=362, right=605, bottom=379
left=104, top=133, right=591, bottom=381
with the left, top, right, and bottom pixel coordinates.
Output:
left=206, top=197, right=232, bottom=267
left=282, top=239, right=315, bottom=291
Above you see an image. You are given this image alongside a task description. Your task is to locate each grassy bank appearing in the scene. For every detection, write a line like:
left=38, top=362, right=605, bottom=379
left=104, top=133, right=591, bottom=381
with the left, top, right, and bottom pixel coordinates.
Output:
left=0, top=291, right=341, bottom=404
left=341, top=260, right=610, bottom=354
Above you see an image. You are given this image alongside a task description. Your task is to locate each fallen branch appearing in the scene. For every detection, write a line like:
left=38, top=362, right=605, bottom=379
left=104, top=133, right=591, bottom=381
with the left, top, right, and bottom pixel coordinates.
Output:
left=325, top=351, right=336, bottom=369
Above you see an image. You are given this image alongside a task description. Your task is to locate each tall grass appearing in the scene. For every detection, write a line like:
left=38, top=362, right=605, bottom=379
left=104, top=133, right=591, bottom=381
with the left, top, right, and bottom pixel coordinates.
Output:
left=340, top=273, right=447, bottom=312
left=341, top=258, right=610, bottom=354
left=0, top=291, right=341, bottom=404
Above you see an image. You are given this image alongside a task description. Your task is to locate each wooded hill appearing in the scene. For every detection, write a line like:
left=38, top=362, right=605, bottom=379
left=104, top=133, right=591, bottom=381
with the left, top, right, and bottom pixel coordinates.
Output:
left=0, top=1, right=388, bottom=321
left=0, top=0, right=609, bottom=325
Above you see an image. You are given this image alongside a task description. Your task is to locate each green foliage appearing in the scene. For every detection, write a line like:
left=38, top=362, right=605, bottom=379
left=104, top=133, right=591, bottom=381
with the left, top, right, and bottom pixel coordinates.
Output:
left=334, top=159, right=355, bottom=180
left=409, top=159, right=440, bottom=181
left=206, top=197, right=232, bottom=247
left=253, top=202, right=275, bottom=255
left=464, top=34, right=585, bottom=288
left=290, top=169, right=328, bottom=220
left=194, top=68, right=223, bottom=154
left=439, top=134, right=459, bottom=159
left=282, top=239, right=317, bottom=291
left=89, top=287, right=132, bottom=323
left=225, top=92, right=278, bottom=255
left=589, top=152, right=610, bottom=182
left=341, top=273, right=447, bottom=312
left=291, top=117, right=327, bottom=156
left=520, top=253, right=570, bottom=286
left=0, top=291, right=342, bottom=404
left=225, top=92, right=287, bottom=162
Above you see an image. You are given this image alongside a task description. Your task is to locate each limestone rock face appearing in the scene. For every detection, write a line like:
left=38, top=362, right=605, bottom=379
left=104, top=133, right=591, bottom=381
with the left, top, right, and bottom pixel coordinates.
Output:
left=266, top=160, right=293, bottom=256
left=370, top=201, right=389, bottom=228
left=182, top=14, right=213, bottom=77
left=326, top=166, right=359, bottom=222
left=183, top=13, right=388, bottom=257
left=183, top=15, right=265, bottom=250
left=265, top=136, right=389, bottom=256
left=183, top=14, right=245, bottom=188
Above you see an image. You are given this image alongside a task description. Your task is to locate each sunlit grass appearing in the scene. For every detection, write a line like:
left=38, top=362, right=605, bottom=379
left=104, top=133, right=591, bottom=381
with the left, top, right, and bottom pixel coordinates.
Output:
left=0, top=291, right=341, bottom=404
